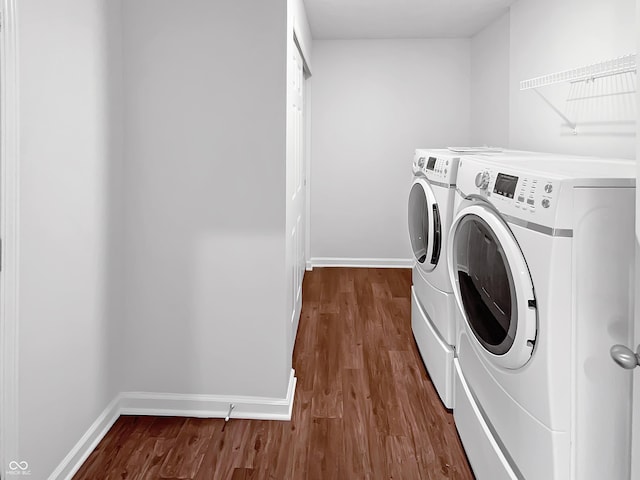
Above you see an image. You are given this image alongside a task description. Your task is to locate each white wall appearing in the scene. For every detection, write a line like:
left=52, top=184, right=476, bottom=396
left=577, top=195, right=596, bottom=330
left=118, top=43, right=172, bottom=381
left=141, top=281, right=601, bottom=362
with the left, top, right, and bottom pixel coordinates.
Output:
left=310, top=39, right=471, bottom=264
left=509, top=0, right=637, bottom=158
left=16, top=0, right=124, bottom=477
left=470, top=13, right=510, bottom=148
left=120, top=0, right=292, bottom=399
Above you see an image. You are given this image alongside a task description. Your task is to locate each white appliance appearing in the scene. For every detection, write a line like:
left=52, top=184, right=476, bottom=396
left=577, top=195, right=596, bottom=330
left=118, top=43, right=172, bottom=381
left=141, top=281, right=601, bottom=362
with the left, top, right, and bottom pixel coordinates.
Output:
left=408, top=149, right=461, bottom=408
left=408, top=148, right=555, bottom=409
left=448, top=155, right=635, bottom=479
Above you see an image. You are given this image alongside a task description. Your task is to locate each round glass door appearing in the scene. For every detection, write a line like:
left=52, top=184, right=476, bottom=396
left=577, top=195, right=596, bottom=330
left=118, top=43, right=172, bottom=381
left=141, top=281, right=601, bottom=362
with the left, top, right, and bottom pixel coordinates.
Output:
left=448, top=204, right=537, bottom=369
left=408, top=178, right=441, bottom=271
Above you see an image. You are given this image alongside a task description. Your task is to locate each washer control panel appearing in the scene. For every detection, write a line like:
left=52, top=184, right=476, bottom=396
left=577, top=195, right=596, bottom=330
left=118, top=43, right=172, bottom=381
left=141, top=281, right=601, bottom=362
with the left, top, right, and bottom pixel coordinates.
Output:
left=457, top=157, right=563, bottom=228
left=512, top=178, right=556, bottom=212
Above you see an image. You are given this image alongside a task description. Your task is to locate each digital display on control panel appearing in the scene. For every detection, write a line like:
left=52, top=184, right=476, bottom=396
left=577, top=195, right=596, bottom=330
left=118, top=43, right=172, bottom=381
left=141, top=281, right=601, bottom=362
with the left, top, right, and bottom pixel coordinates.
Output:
left=426, top=157, right=437, bottom=171
left=493, top=173, right=519, bottom=199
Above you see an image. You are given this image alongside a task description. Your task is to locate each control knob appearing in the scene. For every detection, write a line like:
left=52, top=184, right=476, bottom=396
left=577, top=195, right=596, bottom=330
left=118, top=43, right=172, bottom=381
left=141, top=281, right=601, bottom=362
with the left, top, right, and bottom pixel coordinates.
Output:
left=544, top=183, right=553, bottom=193
left=475, top=171, right=491, bottom=190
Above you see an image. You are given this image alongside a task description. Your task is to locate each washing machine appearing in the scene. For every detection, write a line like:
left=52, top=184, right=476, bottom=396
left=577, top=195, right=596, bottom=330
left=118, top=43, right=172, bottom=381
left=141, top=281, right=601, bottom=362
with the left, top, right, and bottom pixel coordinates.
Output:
left=408, top=148, right=555, bottom=409
left=447, top=155, right=635, bottom=479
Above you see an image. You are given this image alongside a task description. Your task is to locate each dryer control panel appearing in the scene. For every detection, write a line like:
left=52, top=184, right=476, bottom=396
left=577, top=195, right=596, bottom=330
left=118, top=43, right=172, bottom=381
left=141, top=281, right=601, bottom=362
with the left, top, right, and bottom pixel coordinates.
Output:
left=413, top=149, right=460, bottom=186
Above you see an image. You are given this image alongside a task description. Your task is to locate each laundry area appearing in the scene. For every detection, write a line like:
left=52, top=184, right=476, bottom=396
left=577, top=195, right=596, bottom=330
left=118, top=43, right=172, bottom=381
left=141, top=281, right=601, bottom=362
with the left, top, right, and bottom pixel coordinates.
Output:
left=409, top=149, right=636, bottom=479
left=0, top=0, right=639, bottom=479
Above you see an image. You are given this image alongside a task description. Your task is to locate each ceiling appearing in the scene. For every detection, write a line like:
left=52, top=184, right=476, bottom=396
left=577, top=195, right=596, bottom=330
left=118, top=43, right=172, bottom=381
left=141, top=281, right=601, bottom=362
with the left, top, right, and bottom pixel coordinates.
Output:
left=302, top=0, right=517, bottom=39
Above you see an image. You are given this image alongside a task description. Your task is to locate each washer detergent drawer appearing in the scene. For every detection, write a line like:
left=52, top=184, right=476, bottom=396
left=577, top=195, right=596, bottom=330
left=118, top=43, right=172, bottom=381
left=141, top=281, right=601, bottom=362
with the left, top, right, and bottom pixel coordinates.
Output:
left=453, top=360, right=518, bottom=480
left=411, top=287, right=454, bottom=408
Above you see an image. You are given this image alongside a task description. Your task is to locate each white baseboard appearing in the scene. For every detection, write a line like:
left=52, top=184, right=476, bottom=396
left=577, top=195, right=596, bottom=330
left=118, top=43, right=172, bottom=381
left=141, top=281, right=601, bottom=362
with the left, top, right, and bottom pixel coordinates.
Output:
left=49, top=395, right=121, bottom=480
left=309, top=257, right=413, bottom=269
left=51, top=370, right=297, bottom=480
left=119, top=370, right=297, bottom=421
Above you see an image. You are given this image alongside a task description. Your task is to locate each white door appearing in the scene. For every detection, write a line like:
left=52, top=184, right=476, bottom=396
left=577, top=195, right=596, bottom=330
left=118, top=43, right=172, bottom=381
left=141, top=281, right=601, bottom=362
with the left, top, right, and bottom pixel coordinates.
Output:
left=408, top=177, right=441, bottom=272
left=448, top=203, right=537, bottom=370
left=629, top=249, right=640, bottom=477
left=287, top=39, right=307, bottom=341
left=618, top=210, right=640, bottom=478
left=630, top=3, right=640, bottom=476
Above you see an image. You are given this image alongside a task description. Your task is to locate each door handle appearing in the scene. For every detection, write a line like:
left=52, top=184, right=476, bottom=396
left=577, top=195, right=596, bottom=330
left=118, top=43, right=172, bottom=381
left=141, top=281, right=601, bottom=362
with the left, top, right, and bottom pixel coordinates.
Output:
left=610, top=344, right=640, bottom=369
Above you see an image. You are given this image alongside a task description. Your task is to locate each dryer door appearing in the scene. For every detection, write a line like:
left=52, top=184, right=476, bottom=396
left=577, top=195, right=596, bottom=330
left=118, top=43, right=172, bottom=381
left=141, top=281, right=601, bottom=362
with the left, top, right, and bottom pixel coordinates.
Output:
left=448, top=203, right=537, bottom=369
left=408, top=177, right=441, bottom=272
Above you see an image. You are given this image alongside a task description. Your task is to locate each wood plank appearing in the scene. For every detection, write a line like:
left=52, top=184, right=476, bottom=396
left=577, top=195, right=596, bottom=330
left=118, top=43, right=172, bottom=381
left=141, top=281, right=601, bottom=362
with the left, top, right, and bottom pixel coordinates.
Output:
left=200, top=426, right=236, bottom=479
left=388, top=268, right=412, bottom=298
left=230, top=468, right=258, bottom=480
left=306, top=417, right=343, bottom=480
left=133, top=438, right=177, bottom=480
left=158, top=418, right=217, bottom=478
left=341, top=368, right=375, bottom=479
left=361, top=313, right=407, bottom=437
left=289, top=389, right=313, bottom=479
left=339, top=291, right=365, bottom=370
left=311, top=313, right=343, bottom=419
left=386, top=435, right=423, bottom=480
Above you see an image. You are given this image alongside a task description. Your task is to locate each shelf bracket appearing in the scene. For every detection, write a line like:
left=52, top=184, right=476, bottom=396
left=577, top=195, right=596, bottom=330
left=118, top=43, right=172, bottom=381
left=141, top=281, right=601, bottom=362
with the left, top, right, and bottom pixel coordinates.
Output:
left=532, top=88, right=577, bottom=135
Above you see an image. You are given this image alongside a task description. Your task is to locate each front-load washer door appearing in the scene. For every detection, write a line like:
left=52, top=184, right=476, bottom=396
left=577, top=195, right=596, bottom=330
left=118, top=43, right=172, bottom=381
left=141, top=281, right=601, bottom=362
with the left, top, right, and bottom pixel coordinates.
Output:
left=408, top=178, right=441, bottom=272
left=447, top=203, right=537, bottom=369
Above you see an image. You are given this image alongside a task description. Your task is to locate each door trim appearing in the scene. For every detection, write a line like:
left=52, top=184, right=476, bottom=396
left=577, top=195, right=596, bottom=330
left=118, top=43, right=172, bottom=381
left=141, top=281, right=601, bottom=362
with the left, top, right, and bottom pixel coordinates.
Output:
left=289, top=30, right=309, bottom=349
left=0, top=0, right=20, bottom=473
left=303, top=52, right=311, bottom=272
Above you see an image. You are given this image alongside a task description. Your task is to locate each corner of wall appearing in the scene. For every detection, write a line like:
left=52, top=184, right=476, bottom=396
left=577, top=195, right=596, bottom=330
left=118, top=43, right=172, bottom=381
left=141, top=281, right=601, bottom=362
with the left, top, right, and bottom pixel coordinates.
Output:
left=469, top=10, right=511, bottom=148
left=48, top=369, right=297, bottom=480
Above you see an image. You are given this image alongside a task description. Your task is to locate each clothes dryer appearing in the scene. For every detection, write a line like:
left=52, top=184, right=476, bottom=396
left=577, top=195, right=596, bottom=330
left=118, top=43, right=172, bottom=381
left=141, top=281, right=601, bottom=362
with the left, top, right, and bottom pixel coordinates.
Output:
left=448, top=155, right=635, bottom=479
left=409, top=149, right=461, bottom=408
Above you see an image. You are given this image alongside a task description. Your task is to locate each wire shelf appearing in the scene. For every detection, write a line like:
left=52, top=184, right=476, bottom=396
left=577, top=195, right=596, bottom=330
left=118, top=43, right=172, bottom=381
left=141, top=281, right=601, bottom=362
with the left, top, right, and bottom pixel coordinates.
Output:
left=519, top=53, right=637, bottom=90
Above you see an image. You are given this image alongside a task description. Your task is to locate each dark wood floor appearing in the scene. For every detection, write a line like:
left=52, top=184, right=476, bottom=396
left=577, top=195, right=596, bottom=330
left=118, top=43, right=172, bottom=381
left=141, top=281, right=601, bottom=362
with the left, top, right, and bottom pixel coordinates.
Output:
left=73, top=268, right=474, bottom=479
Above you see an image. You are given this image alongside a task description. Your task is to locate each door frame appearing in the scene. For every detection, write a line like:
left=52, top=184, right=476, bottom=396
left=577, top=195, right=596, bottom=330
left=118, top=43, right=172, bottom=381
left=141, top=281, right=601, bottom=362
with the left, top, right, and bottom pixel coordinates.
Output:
left=288, top=29, right=311, bottom=351
left=304, top=55, right=311, bottom=271
left=0, top=0, right=20, bottom=474
left=292, top=32, right=310, bottom=283
left=291, top=32, right=312, bottom=273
